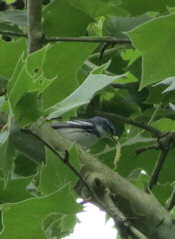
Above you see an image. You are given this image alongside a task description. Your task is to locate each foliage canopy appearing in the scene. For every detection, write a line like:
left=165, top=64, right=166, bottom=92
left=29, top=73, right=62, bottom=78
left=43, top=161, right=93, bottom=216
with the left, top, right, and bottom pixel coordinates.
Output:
left=0, top=0, right=175, bottom=238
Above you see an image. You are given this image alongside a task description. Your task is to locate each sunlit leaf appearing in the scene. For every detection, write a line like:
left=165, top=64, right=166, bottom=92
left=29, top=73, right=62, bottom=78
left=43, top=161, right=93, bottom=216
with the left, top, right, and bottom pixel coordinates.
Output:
left=127, top=14, right=175, bottom=89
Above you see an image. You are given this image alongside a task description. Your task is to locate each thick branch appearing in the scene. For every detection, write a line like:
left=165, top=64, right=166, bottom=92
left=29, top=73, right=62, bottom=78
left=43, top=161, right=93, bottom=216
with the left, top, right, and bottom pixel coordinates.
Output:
left=91, top=180, right=146, bottom=239
left=31, top=121, right=175, bottom=239
left=27, top=0, right=42, bottom=54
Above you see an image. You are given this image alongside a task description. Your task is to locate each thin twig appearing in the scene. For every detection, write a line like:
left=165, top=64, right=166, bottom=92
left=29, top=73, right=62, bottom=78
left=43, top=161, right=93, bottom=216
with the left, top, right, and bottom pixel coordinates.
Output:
left=146, top=149, right=170, bottom=192
left=135, top=145, right=159, bottom=156
left=94, top=111, right=162, bottom=138
left=43, top=36, right=131, bottom=44
left=0, top=31, right=131, bottom=45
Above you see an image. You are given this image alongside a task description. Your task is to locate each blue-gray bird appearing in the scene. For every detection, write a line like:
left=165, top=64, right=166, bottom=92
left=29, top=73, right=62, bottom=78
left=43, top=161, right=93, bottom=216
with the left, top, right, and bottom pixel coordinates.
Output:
left=52, top=116, right=116, bottom=147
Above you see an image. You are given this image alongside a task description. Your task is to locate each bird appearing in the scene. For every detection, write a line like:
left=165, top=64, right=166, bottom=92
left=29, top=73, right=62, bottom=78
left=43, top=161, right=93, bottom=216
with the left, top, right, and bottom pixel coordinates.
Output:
left=51, top=116, right=116, bottom=147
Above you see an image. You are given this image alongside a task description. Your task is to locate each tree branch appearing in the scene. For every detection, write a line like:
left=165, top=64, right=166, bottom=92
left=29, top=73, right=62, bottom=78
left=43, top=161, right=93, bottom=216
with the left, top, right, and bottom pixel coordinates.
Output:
left=135, top=145, right=159, bottom=156
left=0, top=30, right=131, bottom=45
left=167, top=187, right=175, bottom=211
left=27, top=0, right=43, bottom=54
left=43, top=36, right=131, bottom=44
left=146, top=149, right=170, bottom=192
left=91, top=179, right=147, bottom=239
left=30, top=120, right=175, bottom=239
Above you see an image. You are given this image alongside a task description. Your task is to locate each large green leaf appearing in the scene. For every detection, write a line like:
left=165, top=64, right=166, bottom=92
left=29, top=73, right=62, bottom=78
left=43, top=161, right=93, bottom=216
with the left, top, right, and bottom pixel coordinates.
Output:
left=43, top=0, right=93, bottom=37
left=38, top=146, right=80, bottom=195
left=127, top=14, right=175, bottom=89
left=7, top=46, right=54, bottom=122
left=42, top=42, right=97, bottom=109
left=0, top=39, right=26, bottom=79
left=47, top=63, right=124, bottom=119
left=0, top=185, right=81, bottom=239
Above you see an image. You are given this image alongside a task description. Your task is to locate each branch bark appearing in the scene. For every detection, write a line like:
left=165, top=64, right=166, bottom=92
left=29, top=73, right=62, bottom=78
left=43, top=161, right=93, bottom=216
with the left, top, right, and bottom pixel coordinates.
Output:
left=27, top=0, right=43, bottom=54
left=43, top=36, right=131, bottom=44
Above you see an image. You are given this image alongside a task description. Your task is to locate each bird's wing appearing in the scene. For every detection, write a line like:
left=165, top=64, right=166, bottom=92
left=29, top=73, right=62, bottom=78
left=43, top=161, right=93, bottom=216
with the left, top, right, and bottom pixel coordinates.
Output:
left=51, top=120, right=94, bottom=130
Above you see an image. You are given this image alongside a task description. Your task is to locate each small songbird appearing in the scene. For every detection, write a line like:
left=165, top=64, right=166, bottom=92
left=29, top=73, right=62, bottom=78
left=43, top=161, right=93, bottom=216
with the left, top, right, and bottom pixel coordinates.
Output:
left=51, top=116, right=116, bottom=147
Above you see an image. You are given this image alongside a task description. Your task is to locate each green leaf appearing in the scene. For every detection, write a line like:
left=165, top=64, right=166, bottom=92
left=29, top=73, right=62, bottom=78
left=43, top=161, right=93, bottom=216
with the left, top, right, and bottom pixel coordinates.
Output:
left=38, top=146, right=80, bottom=195
left=26, top=44, right=49, bottom=76
left=43, top=0, right=93, bottom=37
left=0, top=129, right=9, bottom=145
left=0, top=76, right=7, bottom=90
left=0, top=38, right=26, bottom=79
left=14, top=93, right=42, bottom=127
left=0, top=185, right=81, bottom=239
left=0, top=9, right=27, bottom=27
left=103, top=14, right=151, bottom=38
left=152, top=183, right=172, bottom=206
left=145, top=85, right=175, bottom=104
left=8, top=45, right=49, bottom=94
left=0, top=21, right=23, bottom=33
left=0, top=140, right=15, bottom=186
left=70, top=0, right=128, bottom=18
left=43, top=213, right=76, bottom=238
left=119, top=0, right=175, bottom=16
left=8, top=46, right=54, bottom=120
left=47, top=63, right=124, bottom=119
left=0, top=176, right=33, bottom=204
left=14, top=153, right=38, bottom=177
left=155, top=77, right=175, bottom=93
left=8, top=64, right=34, bottom=111
left=151, top=118, right=175, bottom=132
left=127, top=14, right=175, bottom=89
left=42, top=42, right=97, bottom=109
